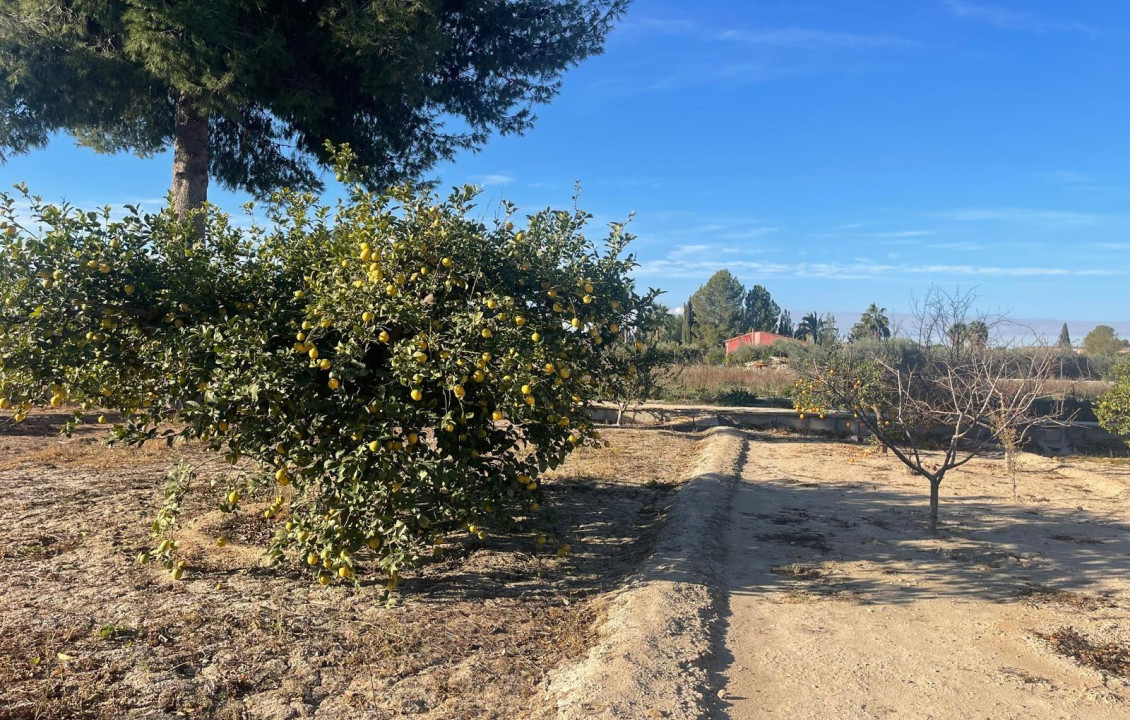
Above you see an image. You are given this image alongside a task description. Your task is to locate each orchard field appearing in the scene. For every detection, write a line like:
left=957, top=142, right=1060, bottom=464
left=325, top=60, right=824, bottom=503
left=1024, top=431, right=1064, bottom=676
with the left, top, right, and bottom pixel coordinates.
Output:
left=0, top=410, right=701, bottom=719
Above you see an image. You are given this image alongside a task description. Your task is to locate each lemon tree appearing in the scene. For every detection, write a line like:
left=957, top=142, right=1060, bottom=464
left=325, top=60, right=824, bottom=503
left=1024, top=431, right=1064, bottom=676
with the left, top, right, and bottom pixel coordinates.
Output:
left=0, top=151, right=660, bottom=585
left=1097, top=362, right=1130, bottom=443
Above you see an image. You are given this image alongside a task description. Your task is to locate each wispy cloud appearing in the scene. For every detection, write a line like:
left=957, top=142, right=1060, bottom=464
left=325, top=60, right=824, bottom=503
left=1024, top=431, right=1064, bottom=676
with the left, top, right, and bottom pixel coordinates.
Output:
left=719, top=28, right=916, bottom=50
left=634, top=248, right=1121, bottom=281
left=1092, top=242, right=1130, bottom=251
left=1036, top=170, right=1095, bottom=185
left=872, top=230, right=936, bottom=238
left=927, top=241, right=984, bottom=251
left=718, top=227, right=781, bottom=241
left=942, top=1, right=1098, bottom=35
left=933, top=207, right=1100, bottom=225
left=629, top=17, right=700, bottom=38
left=474, top=174, right=514, bottom=186
left=605, top=17, right=919, bottom=93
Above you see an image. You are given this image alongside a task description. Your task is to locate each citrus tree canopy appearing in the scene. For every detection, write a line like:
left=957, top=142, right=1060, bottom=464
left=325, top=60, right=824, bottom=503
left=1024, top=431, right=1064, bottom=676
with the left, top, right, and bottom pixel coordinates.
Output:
left=0, top=149, right=660, bottom=585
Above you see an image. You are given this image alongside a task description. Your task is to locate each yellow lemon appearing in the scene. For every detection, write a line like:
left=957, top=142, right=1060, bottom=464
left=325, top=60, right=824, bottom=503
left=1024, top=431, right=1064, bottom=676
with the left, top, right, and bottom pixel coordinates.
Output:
left=454, top=385, right=466, bottom=399
left=228, top=491, right=241, bottom=505
left=411, top=388, right=423, bottom=401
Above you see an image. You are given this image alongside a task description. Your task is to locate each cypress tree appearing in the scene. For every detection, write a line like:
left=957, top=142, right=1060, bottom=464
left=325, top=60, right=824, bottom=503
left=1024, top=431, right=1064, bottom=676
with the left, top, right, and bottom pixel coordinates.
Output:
left=1058, top=323, right=1072, bottom=348
left=681, top=300, right=694, bottom=345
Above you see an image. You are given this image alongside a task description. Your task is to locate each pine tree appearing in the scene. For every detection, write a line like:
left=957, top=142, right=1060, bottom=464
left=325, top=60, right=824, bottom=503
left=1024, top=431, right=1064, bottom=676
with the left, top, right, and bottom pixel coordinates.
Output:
left=0, top=1, right=627, bottom=216
left=688, top=270, right=745, bottom=346
left=742, top=284, right=781, bottom=334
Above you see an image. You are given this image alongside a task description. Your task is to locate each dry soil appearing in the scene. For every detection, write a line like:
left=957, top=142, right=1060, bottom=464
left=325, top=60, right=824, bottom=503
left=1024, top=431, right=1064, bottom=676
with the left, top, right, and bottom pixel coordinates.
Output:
left=718, top=432, right=1130, bottom=720
left=0, top=411, right=700, bottom=720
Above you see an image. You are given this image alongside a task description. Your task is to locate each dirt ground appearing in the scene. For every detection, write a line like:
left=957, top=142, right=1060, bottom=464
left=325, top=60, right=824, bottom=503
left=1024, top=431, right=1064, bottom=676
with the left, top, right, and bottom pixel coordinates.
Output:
left=0, top=410, right=701, bottom=720
left=718, top=432, right=1130, bottom=720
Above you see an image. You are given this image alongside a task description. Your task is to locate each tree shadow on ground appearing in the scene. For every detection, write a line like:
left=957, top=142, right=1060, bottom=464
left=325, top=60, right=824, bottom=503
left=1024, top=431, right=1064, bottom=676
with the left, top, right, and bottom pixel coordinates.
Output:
left=703, top=430, right=1130, bottom=718
left=399, top=474, right=680, bottom=602
left=723, top=477, right=1130, bottom=606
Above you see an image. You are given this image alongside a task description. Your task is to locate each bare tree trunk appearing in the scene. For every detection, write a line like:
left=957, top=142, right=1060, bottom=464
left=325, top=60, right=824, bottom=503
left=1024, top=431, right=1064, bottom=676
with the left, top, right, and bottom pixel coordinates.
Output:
left=929, top=477, right=941, bottom=532
left=616, top=402, right=625, bottom=427
left=172, top=94, right=209, bottom=222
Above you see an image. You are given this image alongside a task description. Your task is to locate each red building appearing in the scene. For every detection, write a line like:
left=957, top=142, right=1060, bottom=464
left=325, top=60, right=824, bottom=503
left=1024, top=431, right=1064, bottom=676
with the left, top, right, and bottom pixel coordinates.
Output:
left=724, top=331, right=797, bottom=355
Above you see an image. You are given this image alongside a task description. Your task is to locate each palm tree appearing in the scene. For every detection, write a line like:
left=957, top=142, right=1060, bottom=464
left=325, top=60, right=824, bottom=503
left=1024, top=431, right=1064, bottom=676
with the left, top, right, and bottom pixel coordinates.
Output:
left=947, top=322, right=968, bottom=348
left=853, top=303, right=891, bottom=341
left=796, top=312, right=822, bottom=343
left=966, top=320, right=989, bottom=347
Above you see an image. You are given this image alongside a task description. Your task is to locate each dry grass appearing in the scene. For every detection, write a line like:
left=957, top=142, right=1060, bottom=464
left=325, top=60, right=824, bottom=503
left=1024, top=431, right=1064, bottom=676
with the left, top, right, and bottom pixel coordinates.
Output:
left=1016, top=586, right=1117, bottom=612
left=0, top=435, right=178, bottom=472
left=0, top=411, right=702, bottom=720
left=1036, top=379, right=1110, bottom=401
left=1036, top=627, right=1130, bottom=678
left=658, top=364, right=797, bottom=405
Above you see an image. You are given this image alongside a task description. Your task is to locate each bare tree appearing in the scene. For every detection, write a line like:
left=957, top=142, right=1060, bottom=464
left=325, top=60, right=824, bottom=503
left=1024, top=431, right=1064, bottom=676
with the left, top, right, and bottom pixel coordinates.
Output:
left=794, top=287, right=1056, bottom=531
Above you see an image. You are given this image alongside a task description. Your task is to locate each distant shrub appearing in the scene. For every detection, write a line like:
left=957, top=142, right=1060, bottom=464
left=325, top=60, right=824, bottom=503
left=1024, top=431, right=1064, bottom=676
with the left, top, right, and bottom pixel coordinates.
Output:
left=1097, top=362, right=1130, bottom=444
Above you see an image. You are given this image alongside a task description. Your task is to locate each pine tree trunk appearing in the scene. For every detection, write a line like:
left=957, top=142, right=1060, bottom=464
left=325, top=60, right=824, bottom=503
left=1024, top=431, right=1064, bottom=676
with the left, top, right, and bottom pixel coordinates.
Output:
left=172, top=94, right=209, bottom=221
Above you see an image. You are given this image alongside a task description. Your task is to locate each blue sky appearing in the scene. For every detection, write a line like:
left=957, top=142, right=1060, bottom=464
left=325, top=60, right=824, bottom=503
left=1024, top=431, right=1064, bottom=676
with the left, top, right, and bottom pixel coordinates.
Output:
left=3, top=0, right=1129, bottom=338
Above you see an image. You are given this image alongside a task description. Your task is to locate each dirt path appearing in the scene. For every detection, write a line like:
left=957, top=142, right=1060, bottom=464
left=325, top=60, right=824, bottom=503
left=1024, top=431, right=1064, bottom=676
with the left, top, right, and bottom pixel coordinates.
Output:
left=716, top=434, right=1130, bottom=720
